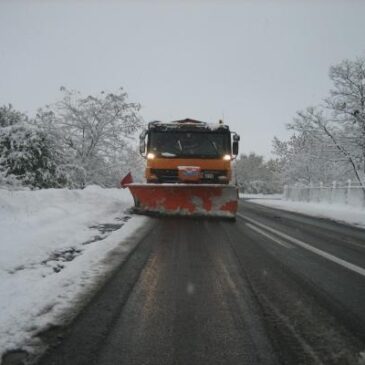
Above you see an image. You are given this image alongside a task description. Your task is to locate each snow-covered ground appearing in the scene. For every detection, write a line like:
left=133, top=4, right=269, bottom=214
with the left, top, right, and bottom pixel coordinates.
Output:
left=0, top=186, right=149, bottom=360
left=242, top=194, right=365, bottom=229
left=239, top=193, right=283, bottom=200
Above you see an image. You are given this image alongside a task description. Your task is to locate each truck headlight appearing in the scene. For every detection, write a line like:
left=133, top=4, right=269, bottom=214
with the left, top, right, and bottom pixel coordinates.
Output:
left=147, top=153, right=155, bottom=160
left=223, top=154, right=231, bottom=161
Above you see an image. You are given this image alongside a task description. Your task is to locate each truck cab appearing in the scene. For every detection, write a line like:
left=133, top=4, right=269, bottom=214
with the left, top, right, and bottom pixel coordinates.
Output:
left=139, top=119, right=240, bottom=184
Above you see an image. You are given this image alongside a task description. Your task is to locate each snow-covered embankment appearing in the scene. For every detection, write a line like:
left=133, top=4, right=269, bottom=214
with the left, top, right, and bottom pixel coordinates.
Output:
left=0, top=186, right=148, bottom=360
left=241, top=194, right=365, bottom=228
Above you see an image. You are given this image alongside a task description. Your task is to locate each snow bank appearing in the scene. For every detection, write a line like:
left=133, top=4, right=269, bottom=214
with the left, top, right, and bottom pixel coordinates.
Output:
left=0, top=186, right=149, bottom=360
left=243, top=195, right=365, bottom=228
left=239, top=193, right=283, bottom=200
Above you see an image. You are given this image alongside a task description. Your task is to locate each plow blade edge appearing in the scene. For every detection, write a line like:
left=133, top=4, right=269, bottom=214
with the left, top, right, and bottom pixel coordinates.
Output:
left=128, top=183, right=238, bottom=218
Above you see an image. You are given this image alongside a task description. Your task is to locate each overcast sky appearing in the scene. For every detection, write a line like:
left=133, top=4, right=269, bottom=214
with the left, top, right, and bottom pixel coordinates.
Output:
left=1, top=0, right=365, bottom=158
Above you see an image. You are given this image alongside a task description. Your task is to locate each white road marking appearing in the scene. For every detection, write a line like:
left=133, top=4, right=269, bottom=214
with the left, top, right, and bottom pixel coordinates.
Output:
left=246, top=223, right=293, bottom=249
left=238, top=213, right=365, bottom=278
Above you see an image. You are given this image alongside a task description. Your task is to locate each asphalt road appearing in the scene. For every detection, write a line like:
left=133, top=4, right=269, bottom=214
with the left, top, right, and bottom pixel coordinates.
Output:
left=36, top=200, right=365, bottom=365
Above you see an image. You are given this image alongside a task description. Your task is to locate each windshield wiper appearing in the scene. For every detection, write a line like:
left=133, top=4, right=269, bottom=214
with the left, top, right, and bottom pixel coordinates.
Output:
left=207, top=137, right=220, bottom=155
left=177, top=140, right=182, bottom=151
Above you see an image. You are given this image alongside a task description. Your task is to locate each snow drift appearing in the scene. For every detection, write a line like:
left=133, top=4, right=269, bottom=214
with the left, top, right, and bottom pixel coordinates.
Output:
left=0, top=186, right=148, bottom=360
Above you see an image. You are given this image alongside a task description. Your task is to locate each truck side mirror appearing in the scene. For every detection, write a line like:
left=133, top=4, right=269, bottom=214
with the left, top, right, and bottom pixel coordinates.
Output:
left=139, top=139, right=146, bottom=155
left=139, top=129, right=147, bottom=155
left=233, top=141, right=239, bottom=155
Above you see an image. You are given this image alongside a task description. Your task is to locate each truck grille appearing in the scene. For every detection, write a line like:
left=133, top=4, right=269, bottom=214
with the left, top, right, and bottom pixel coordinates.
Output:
left=151, top=169, right=227, bottom=183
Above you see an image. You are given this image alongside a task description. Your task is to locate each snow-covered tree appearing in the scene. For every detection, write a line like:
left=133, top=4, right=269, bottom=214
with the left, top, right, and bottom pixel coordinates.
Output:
left=272, top=132, right=350, bottom=185
left=235, top=153, right=281, bottom=193
left=325, top=58, right=365, bottom=184
left=274, top=56, right=365, bottom=189
left=288, top=106, right=363, bottom=187
left=0, top=104, right=25, bottom=127
left=35, top=87, right=144, bottom=187
left=0, top=106, right=66, bottom=188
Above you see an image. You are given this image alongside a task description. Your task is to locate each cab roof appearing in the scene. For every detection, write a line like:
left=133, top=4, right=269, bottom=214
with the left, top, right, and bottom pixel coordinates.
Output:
left=148, top=118, right=229, bottom=132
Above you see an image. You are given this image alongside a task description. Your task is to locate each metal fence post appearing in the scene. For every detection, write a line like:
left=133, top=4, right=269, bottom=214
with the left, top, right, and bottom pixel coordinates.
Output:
left=309, top=182, right=313, bottom=202
left=295, top=183, right=299, bottom=201
left=319, top=181, right=323, bottom=203
left=283, top=185, right=288, bottom=200
left=331, top=181, right=336, bottom=204
left=346, top=179, right=352, bottom=205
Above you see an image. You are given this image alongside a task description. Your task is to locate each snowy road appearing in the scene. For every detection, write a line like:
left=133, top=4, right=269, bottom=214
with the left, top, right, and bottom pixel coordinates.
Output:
left=33, top=200, right=365, bottom=365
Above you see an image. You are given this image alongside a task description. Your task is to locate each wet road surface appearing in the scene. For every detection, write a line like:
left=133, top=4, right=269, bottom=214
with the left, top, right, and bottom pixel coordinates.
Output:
left=36, top=200, right=365, bottom=365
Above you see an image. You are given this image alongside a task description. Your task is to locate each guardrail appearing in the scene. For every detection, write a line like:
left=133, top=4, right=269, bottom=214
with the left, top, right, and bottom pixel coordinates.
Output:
left=283, top=180, right=365, bottom=209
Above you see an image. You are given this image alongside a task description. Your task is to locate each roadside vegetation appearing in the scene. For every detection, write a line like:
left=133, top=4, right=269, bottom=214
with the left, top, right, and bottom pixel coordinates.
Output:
left=237, top=55, right=365, bottom=195
left=273, top=56, right=365, bottom=190
left=0, top=88, right=144, bottom=189
left=1, top=56, right=364, bottom=193
left=235, top=153, right=281, bottom=194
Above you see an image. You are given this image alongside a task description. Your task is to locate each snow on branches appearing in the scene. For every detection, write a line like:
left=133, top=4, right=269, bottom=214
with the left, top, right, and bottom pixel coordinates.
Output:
left=35, top=87, right=145, bottom=188
left=274, top=56, right=365, bottom=190
left=0, top=87, right=145, bottom=189
left=0, top=105, right=65, bottom=188
left=235, top=153, right=282, bottom=194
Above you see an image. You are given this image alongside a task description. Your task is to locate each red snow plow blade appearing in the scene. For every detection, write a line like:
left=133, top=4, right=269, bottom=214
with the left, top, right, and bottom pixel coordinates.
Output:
left=127, top=183, right=238, bottom=218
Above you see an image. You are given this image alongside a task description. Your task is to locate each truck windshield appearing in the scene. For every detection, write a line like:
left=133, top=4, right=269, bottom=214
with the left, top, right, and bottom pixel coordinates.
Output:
left=149, top=131, right=230, bottom=158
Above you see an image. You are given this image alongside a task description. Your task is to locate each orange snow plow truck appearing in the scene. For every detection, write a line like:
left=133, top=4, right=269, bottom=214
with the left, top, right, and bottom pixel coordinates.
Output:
left=127, top=118, right=240, bottom=219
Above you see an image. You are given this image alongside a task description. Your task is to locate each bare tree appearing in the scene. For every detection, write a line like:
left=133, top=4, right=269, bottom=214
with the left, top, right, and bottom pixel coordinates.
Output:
left=275, top=57, right=365, bottom=190
left=36, top=87, right=144, bottom=187
left=292, top=107, right=363, bottom=186
left=325, top=58, right=365, bottom=180
left=235, top=153, right=281, bottom=193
